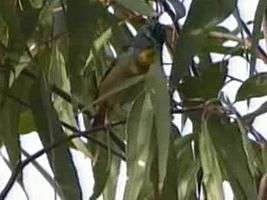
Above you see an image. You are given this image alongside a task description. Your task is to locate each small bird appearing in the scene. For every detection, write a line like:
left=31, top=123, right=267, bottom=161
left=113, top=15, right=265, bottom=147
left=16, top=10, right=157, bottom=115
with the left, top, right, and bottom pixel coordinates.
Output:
left=93, top=21, right=166, bottom=125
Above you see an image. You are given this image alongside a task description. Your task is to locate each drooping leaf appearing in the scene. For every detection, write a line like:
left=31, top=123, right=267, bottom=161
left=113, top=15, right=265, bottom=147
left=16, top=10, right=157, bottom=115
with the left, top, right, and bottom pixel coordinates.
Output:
left=146, top=63, right=170, bottom=190
left=124, top=92, right=154, bottom=200
left=199, top=111, right=224, bottom=200
left=30, top=73, right=82, bottom=200
left=0, top=99, right=21, bottom=169
left=236, top=73, right=267, bottom=101
left=160, top=134, right=199, bottom=200
left=19, top=109, right=36, bottom=134
left=114, top=0, right=154, bottom=17
left=249, top=0, right=267, bottom=75
left=90, top=133, right=111, bottom=200
left=0, top=74, right=33, bottom=169
left=66, top=0, right=114, bottom=105
left=170, top=0, right=236, bottom=85
left=0, top=0, right=23, bottom=51
left=178, top=61, right=228, bottom=100
left=103, top=157, right=121, bottom=200
left=206, top=111, right=257, bottom=199
left=90, top=124, right=124, bottom=200
left=19, top=0, right=41, bottom=39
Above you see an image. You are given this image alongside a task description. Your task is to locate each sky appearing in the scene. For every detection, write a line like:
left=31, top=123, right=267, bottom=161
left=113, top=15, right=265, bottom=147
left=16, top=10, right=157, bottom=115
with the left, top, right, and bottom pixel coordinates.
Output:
left=0, top=0, right=265, bottom=199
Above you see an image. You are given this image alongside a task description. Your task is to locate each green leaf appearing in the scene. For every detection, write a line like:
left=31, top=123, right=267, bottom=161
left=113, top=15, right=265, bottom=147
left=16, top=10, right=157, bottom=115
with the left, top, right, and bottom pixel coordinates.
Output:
left=199, top=114, right=224, bottom=200
left=19, top=0, right=40, bottom=39
left=47, top=44, right=94, bottom=159
left=160, top=134, right=199, bottom=200
left=114, top=0, right=154, bottom=16
left=90, top=135, right=110, bottom=200
left=30, top=74, right=82, bottom=200
left=124, top=92, right=154, bottom=200
left=103, top=157, right=121, bottom=200
left=236, top=73, right=267, bottom=101
left=0, top=99, right=21, bottom=169
left=207, top=113, right=257, bottom=199
left=0, top=74, right=33, bottom=169
left=146, top=64, right=170, bottom=189
left=249, top=0, right=267, bottom=75
left=170, top=0, right=235, bottom=85
left=19, top=109, right=36, bottom=134
left=0, top=0, right=23, bottom=51
left=66, top=0, right=114, bottom=104
left=85, top=27, right=114, bottom=69
left=90, top=125, right=123, bottom=200
left=178, top=61, right=228, bottom=100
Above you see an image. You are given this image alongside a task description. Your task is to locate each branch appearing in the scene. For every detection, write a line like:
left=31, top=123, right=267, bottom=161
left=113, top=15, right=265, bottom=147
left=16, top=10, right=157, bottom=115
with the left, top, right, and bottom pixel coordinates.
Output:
left=12, top=68, right=93, bottom=117
left=234, top=8, right=267, bottom=65
left=221, top=95, right=266, bottom=143
left=208, top=31, right=267, bottom=64
left=0, top=121, right=125, bottom=200
left=161, top=0, right=180, bottom=34
left=172, top=105, right=204, bottom=113
left=1, top=85, right=126, bottom=154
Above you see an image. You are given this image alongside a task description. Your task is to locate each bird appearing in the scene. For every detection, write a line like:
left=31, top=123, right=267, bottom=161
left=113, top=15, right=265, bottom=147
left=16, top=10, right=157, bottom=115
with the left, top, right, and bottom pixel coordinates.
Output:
left=92, top=21, right=166, bottom=125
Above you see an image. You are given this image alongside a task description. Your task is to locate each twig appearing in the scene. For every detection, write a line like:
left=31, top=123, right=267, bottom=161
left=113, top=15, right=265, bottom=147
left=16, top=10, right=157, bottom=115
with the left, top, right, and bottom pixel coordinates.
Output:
left=0, top=121, right=125, bottom=200
left=160, top=0, right=180, bottom=34
left=221, top=95, right=265, bottom=143
left=172, top=105, right=204, bottom=113
left=6, top=68, right=93, bottom=117
left=226, top=75, right=243, bottom=83
left=1, top=85, right=126, bottom=154
left=234, top=9, right=267, bottom=65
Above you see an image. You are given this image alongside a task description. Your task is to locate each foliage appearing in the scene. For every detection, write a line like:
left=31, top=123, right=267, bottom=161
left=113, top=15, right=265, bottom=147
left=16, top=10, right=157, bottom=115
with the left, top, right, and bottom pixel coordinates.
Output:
left=0, top=0, right=267, bottom=199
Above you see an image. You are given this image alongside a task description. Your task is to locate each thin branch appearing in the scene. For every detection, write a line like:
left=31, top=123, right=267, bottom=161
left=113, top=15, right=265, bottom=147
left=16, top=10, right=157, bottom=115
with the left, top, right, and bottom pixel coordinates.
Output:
left=161, top=0, right=180, bottom=34
left=221, top=95, right=266, bottom=143
left=235, top=9, right=267, bottom=64
left=0, top=121, right=125, bottom=200
left=172, top=105, right=204, bottom=114
left=209, top=30, right=267, bottom=64
left=226, top=75, right=244, bottom=83
left=1, top=84, right=126, bottom=154
left=3, top=68, right=93, bottom=117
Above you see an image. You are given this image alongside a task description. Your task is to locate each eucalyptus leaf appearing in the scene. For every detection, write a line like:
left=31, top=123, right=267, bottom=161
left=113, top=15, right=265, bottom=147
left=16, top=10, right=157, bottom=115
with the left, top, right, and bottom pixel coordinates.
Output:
left=178, top=61, right=228, bottom=100
left=199, top=114, right=224, bottom=200
left=207, top=112, right=257, bottom=199
left=236, top=73, right=267, bottom=101
left=30, top=74, right=82, bottom=200
left=114, top=0, right=155, bottom=17
left=171, top=0, right=236, bottom=85
left=66, top=0, right=114, bottom=105
left=124, top=92, right=154, bottom=200
left=19, top=109, right=36, bottom=134
left=146, top=63, right=170, bottom=190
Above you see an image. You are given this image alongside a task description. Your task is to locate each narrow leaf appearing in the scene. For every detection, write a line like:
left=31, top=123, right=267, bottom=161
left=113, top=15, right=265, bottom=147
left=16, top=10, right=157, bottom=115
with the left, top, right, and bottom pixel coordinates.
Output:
left=146, top=64, right=170, bottom=189
left=236, top=73, right=267, bottom=101
left=124, top=92, right=154, bottom=200
left=31, top=74, right=82, bottom=200
left=199, top=115, right=224, bottom=200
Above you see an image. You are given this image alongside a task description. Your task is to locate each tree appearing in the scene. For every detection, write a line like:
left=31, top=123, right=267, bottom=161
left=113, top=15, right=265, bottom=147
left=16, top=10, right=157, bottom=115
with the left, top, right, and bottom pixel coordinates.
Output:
left=0, top=0, right=267, bottom=199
